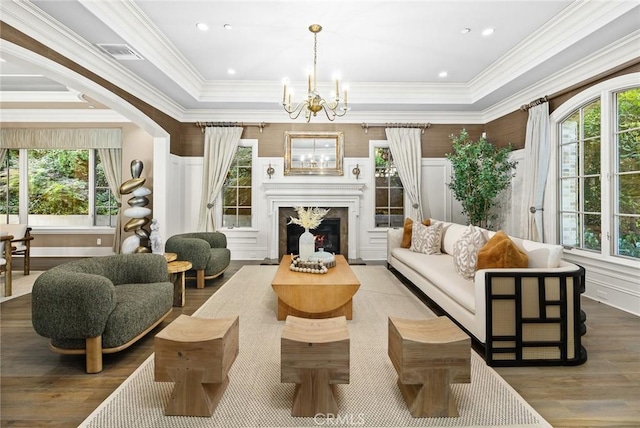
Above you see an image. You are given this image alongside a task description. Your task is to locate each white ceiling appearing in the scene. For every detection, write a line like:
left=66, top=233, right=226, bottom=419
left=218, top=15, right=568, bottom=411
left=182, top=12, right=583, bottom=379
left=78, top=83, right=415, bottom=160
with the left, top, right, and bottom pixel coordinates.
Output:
left=0, top=0, right=638, bottom=123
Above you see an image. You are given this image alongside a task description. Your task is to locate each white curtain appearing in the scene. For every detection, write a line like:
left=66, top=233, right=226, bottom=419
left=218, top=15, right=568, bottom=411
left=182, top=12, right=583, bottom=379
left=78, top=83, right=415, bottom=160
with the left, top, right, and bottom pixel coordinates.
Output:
left=520, top=103, right=550, bottom=242
left=197, top=127, right=243, bottom=232
left=97, top=149, right=123, bottom=254
left=385, top=128, right=424, bottom=221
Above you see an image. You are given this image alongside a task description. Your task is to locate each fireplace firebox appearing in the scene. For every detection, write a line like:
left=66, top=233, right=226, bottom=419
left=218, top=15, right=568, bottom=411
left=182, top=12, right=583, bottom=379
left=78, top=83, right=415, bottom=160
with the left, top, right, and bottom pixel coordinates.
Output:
left=286, top=218, right=341, bottom=255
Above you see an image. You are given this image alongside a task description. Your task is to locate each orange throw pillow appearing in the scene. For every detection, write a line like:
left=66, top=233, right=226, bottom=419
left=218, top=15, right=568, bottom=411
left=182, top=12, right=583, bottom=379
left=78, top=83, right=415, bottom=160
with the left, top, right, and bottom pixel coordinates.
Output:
left=401, top=218, right=431, bottom=248
left=477, top=230, right=528, bottom=269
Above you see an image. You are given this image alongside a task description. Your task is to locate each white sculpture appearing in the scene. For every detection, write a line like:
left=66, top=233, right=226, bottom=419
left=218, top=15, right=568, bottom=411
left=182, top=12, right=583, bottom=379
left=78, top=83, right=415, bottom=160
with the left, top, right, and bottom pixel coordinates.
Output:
left=149, top=218, right=164, bottom=255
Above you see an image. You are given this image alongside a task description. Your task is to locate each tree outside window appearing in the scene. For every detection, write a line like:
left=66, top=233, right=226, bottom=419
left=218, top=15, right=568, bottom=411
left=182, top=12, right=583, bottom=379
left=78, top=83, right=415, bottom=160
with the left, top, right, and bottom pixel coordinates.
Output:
left=0, top=149, right=20, bottom=223
left=1, top=148, right=117, bottom=228
left=615, top=87, right=640, bottom=258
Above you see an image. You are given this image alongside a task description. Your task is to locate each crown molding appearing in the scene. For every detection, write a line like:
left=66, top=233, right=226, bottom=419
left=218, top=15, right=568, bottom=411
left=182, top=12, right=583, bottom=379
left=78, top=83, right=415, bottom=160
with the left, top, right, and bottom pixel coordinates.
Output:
left=481, top=30, right=640, bottom=123
left=0, top=0, right=186, bottom=120
left=0, top=109, right=131, bottom=122
left=77, top=0, right=203, bottom=98
left=469, top=0, right=639, bottom=103
left=182, top=108, right=485, bottom=124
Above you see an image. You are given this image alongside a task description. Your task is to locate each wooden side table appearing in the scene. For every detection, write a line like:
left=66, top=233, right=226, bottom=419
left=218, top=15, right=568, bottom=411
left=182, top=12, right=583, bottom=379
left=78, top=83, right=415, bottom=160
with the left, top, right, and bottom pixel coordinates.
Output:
left=167, top=260, right=192, bottom=307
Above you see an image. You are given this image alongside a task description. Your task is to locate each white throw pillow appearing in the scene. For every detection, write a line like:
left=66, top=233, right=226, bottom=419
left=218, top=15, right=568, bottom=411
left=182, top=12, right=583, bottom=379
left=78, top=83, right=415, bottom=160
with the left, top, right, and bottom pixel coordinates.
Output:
left=410, top=222, right=443, bottom=255
left=453, top=225, right=487, bottom=280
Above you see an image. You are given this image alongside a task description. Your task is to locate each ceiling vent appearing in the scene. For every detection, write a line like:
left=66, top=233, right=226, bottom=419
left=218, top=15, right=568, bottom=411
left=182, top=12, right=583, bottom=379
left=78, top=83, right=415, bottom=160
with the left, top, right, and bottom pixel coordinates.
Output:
left=96, top=44, right=145, bottom=60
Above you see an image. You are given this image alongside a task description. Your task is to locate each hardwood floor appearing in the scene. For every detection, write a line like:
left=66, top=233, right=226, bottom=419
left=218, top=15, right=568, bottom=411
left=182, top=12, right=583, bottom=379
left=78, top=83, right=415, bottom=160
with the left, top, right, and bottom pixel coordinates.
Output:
left=1, top=260, right=639, bottom=427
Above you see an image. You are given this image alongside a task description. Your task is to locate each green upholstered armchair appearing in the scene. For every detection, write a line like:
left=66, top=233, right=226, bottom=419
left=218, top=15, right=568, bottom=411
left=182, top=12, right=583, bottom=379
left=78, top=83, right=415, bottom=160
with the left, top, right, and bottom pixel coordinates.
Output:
left=31, top=253, right=173, bottom=373
left=165, top=232, right=231, bottom=289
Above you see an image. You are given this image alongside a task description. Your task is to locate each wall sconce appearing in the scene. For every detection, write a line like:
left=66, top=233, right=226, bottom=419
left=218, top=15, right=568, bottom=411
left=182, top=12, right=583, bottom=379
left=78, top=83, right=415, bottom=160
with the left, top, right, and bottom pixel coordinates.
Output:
left=266, top=163, right=275, bottom=179
left=352, top=164, right=360, bottom=179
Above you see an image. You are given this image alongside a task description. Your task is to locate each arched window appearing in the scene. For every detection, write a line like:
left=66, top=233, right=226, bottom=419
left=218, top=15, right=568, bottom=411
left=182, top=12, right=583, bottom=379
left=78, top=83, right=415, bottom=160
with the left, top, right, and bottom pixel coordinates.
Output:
left=551, top=74, right=639, bottom=260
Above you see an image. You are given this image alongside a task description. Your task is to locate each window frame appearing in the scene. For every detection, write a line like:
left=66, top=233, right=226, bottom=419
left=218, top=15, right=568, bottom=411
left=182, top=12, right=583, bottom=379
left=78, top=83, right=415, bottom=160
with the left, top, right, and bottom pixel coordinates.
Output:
left=216, top=139, right=257, bottom=230
left=549, top=72, right=640, bottom=264
left=1, top=148, right=116, bottom=231
left=370, top=140, right=405, bottom=229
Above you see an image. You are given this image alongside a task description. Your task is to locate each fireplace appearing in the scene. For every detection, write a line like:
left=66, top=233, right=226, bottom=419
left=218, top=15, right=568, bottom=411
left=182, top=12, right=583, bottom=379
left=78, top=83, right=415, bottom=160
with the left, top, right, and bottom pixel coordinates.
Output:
left=279, top=207, right=348, bottom=259
left=287, top=218, right=341, bottom=255
left=263, top=182, right=365, bottom=260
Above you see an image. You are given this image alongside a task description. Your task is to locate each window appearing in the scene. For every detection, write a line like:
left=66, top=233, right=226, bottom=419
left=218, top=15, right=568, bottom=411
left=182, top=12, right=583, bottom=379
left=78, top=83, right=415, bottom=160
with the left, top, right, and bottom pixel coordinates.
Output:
left=559, top=99, right=601, bottom=252
left=0, top=149, right=20, bottom=224
left=222, top=145, right=252, bottom=228
left=615, top=88, right=640, bottom=258
left=374, top=146, right=404, bottom=227
left=94, top=151, right=119, bottom=227
left=557, top=83, right=639, bottom=260
left=0, top=148, right=117, bottom=228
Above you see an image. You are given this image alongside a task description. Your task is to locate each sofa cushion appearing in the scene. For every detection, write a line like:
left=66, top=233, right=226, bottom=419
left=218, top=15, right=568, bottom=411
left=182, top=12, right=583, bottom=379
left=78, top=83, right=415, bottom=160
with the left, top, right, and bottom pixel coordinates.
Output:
left=509, top=236, right=564, bottom=268
left=401, top=218, right=431, bottom=248
left=477, top=230, right=528, bottom=269
left=453, top=225, right=487, bottom=280
left=390, top=247, right=476, bottom=313
left=410, top=222, right=442, bottom=254
left=441, top=222, right=470, bottom=255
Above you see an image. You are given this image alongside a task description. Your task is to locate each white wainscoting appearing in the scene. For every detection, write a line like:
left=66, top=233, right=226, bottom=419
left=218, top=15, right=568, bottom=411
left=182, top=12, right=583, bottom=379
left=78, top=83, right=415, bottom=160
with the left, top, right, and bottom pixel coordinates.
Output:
left=168, top=155, right=460, bottom=261
left=564, top=252, right=640, bottom=316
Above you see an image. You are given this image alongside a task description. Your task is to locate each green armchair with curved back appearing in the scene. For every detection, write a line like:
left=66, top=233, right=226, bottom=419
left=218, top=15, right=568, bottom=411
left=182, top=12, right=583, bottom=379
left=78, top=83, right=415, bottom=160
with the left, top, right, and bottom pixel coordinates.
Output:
left=165, top=232, right=231, bottom=289
left=31, top=253, right=173, bottom=373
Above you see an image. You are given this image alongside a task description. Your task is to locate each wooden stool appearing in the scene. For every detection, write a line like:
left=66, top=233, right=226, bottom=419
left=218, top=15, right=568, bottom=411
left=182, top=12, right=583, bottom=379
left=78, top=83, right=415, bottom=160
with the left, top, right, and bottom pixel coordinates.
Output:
left=154, top=314, right=239, bottom=417
left=388, top=316, right=471, bottom=417
left=281, top=315, right=350, bottom=417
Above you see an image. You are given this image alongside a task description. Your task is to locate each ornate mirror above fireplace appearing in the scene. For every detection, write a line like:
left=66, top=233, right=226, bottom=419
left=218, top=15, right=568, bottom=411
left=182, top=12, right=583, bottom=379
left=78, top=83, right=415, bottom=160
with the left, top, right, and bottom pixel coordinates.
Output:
left=284, top=131, right=344, bottom=176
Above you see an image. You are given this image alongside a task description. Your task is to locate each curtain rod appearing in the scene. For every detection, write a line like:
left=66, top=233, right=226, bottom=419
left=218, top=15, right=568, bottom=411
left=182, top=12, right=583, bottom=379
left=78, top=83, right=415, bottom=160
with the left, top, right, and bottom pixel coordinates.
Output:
left=361, top=122, right=432, bottom=134
left=195, top=121, right=267, bottom=133
left=520, top=96, right=548, bottom=112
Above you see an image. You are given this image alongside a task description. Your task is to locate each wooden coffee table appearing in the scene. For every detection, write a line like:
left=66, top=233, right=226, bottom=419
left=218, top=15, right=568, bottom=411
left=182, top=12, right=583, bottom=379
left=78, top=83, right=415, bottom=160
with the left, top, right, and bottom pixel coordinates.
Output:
left=271, top=255, right=360, bottom=320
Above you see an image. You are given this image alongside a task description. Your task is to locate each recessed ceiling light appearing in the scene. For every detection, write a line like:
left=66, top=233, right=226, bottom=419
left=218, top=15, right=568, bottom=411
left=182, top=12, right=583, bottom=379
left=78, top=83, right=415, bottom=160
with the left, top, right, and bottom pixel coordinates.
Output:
left=227, top=68, right=236, bottom=75
left=482, top=28, right=495, bottom=36
left=439, top=71, right=448, bottom=78
left=223, top=24, right=232, bottom=30
left=461, top=28, right=471, bottom=34
left=196, top=22, right=209, bottom=31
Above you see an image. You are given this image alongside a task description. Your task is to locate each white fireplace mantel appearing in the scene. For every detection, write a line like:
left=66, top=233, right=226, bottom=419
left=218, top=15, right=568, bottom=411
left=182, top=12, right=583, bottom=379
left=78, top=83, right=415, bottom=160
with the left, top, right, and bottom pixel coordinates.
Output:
left=262, top=181, right=365, bottom=259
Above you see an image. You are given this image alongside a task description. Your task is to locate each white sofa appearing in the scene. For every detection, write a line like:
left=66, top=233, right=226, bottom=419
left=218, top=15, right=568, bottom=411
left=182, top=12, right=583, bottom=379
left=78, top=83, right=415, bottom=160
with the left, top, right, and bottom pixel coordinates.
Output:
left=387, top=220, right=587, bottom=366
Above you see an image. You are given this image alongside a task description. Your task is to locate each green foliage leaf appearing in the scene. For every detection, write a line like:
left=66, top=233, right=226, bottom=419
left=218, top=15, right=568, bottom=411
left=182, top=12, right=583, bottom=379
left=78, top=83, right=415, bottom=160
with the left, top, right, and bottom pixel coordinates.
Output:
left=446, top=129, right=517, bottom=228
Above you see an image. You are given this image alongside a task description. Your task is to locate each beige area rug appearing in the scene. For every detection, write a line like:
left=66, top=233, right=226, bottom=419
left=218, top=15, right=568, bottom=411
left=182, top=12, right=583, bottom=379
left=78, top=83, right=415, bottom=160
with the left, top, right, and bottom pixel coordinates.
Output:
left=80, top=265, right=551, bottom=428
left=0, top=271, right=42, bottom=303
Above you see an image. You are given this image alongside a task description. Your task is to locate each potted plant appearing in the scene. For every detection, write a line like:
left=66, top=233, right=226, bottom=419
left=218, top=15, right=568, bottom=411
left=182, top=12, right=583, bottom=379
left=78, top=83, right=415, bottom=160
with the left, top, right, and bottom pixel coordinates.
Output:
left=446, top=129, right=517, bottom=229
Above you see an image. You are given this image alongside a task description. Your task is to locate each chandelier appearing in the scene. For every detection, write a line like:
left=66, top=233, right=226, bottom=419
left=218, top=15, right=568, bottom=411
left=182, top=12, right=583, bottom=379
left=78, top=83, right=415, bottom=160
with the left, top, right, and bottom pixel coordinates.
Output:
left=282, top=24, right=349, bottom=122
